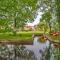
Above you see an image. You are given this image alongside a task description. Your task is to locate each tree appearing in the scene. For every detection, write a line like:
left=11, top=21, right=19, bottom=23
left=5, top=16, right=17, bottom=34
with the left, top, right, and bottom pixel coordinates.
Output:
left=38, top=20, right=48, bottom=33
left=40, top=11, right=52, bottom=32
left=55, top=0, right=60, bottom=31
left=0, top=0, right=39, bottom=33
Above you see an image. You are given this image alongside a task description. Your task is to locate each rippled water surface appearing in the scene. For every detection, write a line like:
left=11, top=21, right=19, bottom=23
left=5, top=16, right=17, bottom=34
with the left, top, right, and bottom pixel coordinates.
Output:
left=0, top=37, right=57, bottom=60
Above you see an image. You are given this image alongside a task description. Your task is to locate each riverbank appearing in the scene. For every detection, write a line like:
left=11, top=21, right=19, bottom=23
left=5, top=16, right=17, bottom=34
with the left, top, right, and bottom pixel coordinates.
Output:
left=48, top=34, right=60, bottom=42
left=0, top=31, right=42, bottom=41
left=0, top=31, right=60, bottom=46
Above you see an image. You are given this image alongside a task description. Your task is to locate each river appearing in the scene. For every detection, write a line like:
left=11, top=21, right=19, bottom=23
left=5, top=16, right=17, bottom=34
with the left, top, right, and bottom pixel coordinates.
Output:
left=24, top=37, right=56, bottom=60
left=0, top=37, right=57, bottom=60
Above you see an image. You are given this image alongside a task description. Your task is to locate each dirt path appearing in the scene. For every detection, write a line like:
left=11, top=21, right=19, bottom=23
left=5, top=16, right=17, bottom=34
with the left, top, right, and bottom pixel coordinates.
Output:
left=0, top=40, right=33, bottom=45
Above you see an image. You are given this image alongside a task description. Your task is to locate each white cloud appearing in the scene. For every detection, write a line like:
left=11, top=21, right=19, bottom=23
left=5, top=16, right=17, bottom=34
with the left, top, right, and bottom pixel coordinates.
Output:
left=33, top=12, right=43, bottom=26
left=27, top=12, right=43, bottom=26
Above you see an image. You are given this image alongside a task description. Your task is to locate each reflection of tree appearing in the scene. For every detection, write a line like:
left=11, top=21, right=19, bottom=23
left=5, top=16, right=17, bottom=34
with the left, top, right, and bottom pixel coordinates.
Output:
left=0, top=44, right=58, bottom=60
left=0, top=45, right=36, bottom=60
left=39, top=43, right=56, bottom=60
left=55, top=48, right=60, bottom=60
left=39, top=46, right=51, bottom=60
left=45, top=47, right=51, bottom=60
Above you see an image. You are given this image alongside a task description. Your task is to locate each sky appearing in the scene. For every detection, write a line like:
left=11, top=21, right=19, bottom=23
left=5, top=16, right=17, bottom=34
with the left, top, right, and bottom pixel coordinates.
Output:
left=27, top=11, right=43, bottom=26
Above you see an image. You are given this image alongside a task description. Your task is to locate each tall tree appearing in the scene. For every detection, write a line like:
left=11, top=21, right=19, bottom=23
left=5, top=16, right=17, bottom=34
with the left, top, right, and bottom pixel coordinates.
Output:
left=40, top=11, right=52, bottom=32
left=55, top=0, right=60, bottom=31
left=0, top=0, right=39, bottom=33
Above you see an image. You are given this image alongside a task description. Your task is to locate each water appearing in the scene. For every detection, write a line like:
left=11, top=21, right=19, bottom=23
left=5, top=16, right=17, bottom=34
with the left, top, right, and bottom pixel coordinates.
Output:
left=25, top=37, right=56, bottom=60
left=0, top=37, right=57, bottom=60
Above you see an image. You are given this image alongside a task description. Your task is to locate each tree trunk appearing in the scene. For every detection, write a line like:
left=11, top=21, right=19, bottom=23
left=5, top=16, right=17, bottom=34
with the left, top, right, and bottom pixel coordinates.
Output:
left=49, top=22, right=51, bottom=33
left=13, top=19, right=16, bottom=35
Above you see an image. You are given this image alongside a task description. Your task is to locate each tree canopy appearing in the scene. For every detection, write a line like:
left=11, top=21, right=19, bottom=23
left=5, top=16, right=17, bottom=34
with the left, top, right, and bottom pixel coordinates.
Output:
left=0, top=0, right=39, bottom=31
left=0, top=0, right=60, bottom=32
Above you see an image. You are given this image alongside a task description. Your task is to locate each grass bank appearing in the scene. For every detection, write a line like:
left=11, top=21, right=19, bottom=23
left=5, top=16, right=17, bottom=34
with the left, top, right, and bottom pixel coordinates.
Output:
left=0, top=31, right=42, bottom=41
left=48, top=34, right=60, bottom=42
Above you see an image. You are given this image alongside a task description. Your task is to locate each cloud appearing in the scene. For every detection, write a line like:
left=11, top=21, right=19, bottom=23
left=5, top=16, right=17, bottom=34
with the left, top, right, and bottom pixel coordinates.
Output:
left=27, top=12, right=43, bottom=26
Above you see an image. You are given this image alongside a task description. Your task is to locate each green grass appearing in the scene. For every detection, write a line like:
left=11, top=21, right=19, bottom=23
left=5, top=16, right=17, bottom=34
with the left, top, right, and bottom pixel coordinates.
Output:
left=0, top=31, right=42, bottom=41
left=0, top=33, right=32, bottom=41
left=48, top=34, right=60, bottom=42
left=0, top=31, right=60, bottom=42
left=0, top=34, right=32, bottom=41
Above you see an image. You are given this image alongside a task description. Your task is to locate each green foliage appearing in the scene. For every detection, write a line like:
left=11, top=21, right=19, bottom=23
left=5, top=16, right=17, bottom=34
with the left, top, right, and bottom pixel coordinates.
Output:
left=55, top=0, right=60, bottom=31
left=40, top=11, right=52, bottom=32
left=0, top=0, right=38, bottom=32
left=41, top=11, right=52, bottom=22
left=38, top=20, right=48, bottom=33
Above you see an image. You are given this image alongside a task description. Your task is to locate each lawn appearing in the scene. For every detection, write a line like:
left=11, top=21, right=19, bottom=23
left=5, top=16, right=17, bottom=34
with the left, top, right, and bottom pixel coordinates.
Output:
left=0, top=31, right=59, bottom=42
left=0, top=31, right=43, bottom=41
left=48, top=34, right=60, bottom=42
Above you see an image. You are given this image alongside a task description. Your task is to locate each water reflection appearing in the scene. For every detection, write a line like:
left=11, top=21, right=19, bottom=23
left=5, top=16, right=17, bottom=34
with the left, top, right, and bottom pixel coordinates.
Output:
left=0, top=37, right=58, bottom=60
left=25, top=37, right=52, bottom=60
